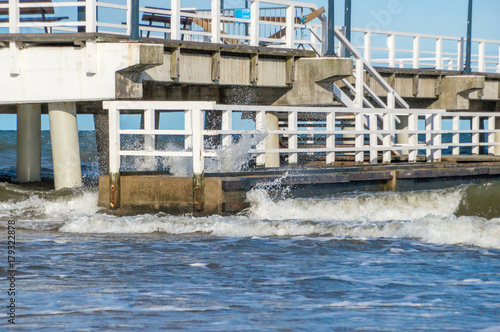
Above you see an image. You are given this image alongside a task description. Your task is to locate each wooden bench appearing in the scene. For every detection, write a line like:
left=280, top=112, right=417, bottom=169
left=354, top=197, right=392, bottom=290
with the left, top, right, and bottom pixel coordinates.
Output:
left=0, top=0, right=68, bottom=33
left=141, top=7, right=193, bottom=40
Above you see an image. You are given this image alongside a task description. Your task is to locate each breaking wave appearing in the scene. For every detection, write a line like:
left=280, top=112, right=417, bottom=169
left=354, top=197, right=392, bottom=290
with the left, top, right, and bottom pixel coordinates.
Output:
left=0, top=181, right=499, bottom=249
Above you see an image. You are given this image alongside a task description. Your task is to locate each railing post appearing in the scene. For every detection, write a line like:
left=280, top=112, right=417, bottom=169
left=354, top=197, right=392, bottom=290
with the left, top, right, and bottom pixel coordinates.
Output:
left=364, top=32, right=371, bottom=63
left=108, top=106, right=121, bottom=209
left=288, top=111, right=298, bottom=164
left=354, top=59, right=364, bottom=108
left=171, top=0, right=181, bottom=40
left=458, top=38, right=464, bottom=71
left=285, top=5, right=294, bottom=48
left=472, top=116, right=479, bottom=154
left=250, top=0, right=259, bottom=47
left=355, top=112, right=364, bottom=163
left=185, top=109, right=193, bottom=150
left=433, top=113, right=441, bottom=162
left=256, top=110, right=265, bottom=166
left=408, top=113, right=417, bottom=162
left=369, top=113, right=377, bottom=164
left=497, top=44, right=500, bottom=73
left=435, top=38, right=443, bottom=70
left=211, top=0, right=221, bottom=43
left=9, top=0, right=19, bottom=33
left=144, top=109, right=155, bottom=169
left=222, top=109, right=232, bottom=147
left=85, top=0, right=96, bottom=33
left=488, top=115, right=495, bottom=155
left=192, top=107, right=204, bottom=212
left=412, top=36, right=420, bottom=69
left=382, top=112, right=391, bottom=163
left=478, top=41, right=485, bottom=72
left=452, top=115, right=460, bottom=155
left=387, top=34, right=396, bottom=67
left=425, top=114, right=433, bottom=162
left=326, top=111, right=335, bottom=164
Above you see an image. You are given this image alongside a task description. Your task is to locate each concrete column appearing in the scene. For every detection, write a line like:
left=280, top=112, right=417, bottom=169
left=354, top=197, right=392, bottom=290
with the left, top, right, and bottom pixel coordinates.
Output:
left=94, top=113, right=109, bottom=175
left=496, top=118, right=500, bottom=156
left=48, top=102, right=82, bottom=190
left=396, top=115, right=409, bottom=155
left=17, top=104, right=41, bottom=182
left=265, top=112, right=280, bottom=168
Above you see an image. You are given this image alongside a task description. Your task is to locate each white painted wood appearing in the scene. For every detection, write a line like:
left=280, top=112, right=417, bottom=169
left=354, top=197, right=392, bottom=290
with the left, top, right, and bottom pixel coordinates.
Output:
left=333, top=83, right=355, bottom=108
left=222, top=109, right=232, bottom=147
left=488, top=116, right=495, bottom=155
left=191, top=108, right=204, bottom=175
left=9, top=0, right=19, bottom=33
left=435, top=38, right=442, bottom=70
left=364, top=32, right=371, bottom=62
left=452, top=115, right=460, bottom=155
left=387, top=34, right=396, bottom=67
left=288, top=111, right=298, bottom=164
left=86, top=0, right=96, bottom=33
left=354, top=59, right=364, bottom=108
left=184, top=109, right=193, bottom=150
left=369, top=114, right=378, bottom=164
left=109, top=106, right=121, bottom=174
left=326, top=111, right=335, bottom=164
left=382, top=113, right=391, bottom=163
left=171, top=0, right=181, bottom=40
left=355, top=112, right=364, bottom=162
left=250, top=0, right=259, bottom=47
left=478, top=42, right=485, bottom=72
left=433, top=114, right=441, bottom=162
left=472, top=116, right=479, bottom=155
left=458, top=38, right=464, bottom=71
left=408, top=113, right=417, bottom=162
left=425, top=114, right=433, bottom=162
left=285, top=5, right=294, bottom=48
left=126, top=0, right=131, bottom=36
left=211, top=0, right=221, bottom=43
left=412, top=36, right=420, bottom=69
left=255, top=110, right=265, bottom=166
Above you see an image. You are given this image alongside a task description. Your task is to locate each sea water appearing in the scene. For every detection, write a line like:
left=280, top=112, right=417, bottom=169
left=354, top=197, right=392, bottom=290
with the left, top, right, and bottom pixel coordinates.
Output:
left=0, top=131, right=499, bottom=331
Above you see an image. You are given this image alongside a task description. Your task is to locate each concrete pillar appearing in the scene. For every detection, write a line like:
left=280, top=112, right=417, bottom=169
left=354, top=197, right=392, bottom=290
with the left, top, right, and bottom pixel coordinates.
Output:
left=48, top=102, right=82, bottom=190
left=94, top=113, right=109, bottom=175
left=16, top=104, right=41, bottom=182
left=396, top=115, right=409, bottom=156
left=265, top=112, right=280, bottom=168
left=496, top=118, right=500, bottom=156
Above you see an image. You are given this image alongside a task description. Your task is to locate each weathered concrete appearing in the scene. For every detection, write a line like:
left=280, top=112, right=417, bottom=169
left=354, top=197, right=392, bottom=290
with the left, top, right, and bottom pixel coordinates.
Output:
left=274, top=57, right=353, bottom=105
left=429, top=76, right=485, bottom=110
left=16, top=104, right=41, bottom=182
left=48, top=102, right=82, bottom=190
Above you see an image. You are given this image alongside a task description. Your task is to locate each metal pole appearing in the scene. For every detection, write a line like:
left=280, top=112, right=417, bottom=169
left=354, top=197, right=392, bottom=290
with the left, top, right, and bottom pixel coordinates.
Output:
left=130, top=0, right=140, bottom=41
left=327, top=0, right=335, bottom=56
left=464, top=0, right=473, bottom=74
left=344, top=0, right=351, bottom=57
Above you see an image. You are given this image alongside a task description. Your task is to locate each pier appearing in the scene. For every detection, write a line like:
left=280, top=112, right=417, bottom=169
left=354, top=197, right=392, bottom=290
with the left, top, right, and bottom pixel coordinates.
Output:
left=1, top=0, right=500, bottom=215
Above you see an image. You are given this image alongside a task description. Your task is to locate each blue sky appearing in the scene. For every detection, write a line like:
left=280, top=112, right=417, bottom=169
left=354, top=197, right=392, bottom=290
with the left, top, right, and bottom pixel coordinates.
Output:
left=1, top=0, right=499, bottom=131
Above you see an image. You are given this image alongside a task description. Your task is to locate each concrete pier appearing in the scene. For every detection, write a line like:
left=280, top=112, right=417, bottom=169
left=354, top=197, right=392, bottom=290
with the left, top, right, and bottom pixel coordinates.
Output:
left=48, top=102, right=82, bottom=190
left=16, top=104, right=41, bottom=182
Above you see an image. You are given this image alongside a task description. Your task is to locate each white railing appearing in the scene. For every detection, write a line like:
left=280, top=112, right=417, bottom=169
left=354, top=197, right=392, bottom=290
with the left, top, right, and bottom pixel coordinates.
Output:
left=103, top=101, right=500, bottom=176
left=339, top=27, right=500, bottom=73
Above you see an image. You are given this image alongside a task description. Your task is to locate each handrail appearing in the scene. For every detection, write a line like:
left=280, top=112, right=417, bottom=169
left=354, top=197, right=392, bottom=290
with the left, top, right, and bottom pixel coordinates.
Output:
left=104, top=101, right=500, bottom=177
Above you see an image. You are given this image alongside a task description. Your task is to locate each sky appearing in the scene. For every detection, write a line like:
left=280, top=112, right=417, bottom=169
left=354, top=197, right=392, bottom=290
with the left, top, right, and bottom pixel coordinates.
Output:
left=1, top=0, right=499, bottom=131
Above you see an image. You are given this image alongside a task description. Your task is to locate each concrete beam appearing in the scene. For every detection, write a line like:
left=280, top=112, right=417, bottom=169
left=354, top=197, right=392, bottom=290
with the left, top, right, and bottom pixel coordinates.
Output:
left=429, top=75, right=485, bottom=110
left=273, top=57, right=353, bottom=105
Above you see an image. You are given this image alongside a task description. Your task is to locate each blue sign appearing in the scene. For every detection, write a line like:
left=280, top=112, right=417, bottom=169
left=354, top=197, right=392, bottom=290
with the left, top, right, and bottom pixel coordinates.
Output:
left=235, top=9, right=251, bottom=19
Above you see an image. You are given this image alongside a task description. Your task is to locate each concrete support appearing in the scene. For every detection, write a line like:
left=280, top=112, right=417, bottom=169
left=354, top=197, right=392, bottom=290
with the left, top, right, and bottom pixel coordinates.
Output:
left=94, top=113, right=110, bottom=175
left=265, top=112, right=280, bottom=168
left=48, top=102, right=82, bottom=190
left=496, top=118, right=500, bottom=156
left=16, top=104, right=41, bottom=182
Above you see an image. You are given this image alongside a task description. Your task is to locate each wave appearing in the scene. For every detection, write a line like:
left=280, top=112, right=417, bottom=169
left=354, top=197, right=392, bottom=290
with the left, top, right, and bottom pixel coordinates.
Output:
left=0, top=181, right=499, bottom=249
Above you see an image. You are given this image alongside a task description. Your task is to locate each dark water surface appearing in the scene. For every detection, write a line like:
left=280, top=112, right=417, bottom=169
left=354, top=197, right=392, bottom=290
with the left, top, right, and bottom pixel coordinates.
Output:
left=1, top=131, right=499, bottom=331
